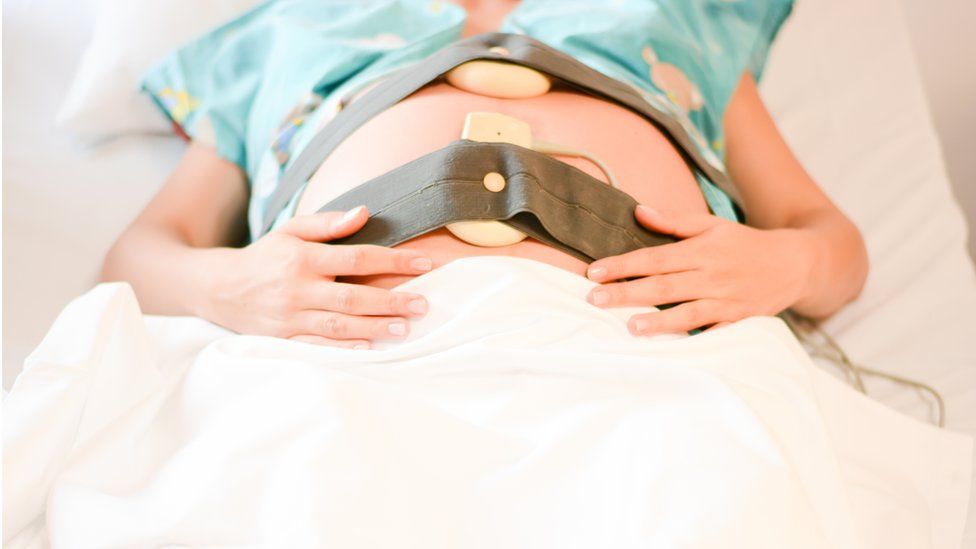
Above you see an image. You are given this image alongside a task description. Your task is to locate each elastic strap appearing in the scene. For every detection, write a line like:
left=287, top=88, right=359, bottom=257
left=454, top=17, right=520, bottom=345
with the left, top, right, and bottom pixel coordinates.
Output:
left=315, top=140, right=675, bottom=262
left=262, top=32, right=740, bottom=235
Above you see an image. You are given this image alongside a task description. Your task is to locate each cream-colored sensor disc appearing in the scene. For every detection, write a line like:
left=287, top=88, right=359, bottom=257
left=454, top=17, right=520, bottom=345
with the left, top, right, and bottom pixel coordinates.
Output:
left=443, top=58, right=553, bottom=247
left=445, top=60, right=551, bottom=99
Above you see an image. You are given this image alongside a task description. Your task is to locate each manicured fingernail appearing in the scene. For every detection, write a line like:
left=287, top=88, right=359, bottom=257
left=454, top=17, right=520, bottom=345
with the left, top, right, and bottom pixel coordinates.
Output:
left=632, top=319, right=650, bottom=334
left=590, top=290, right=609, bottom=306
left=340, top=205, right=366, bottom=225
left=587, top=266, right=607, bottom=280
left=637, top=204, right=658, bottom=216
left=408, top=298, right=428, bottom=315
left=410, top=257, right=433, bottom=272
left=388, top=322, right=407, bottom=336
left=353, top=343, right=370, bottom=350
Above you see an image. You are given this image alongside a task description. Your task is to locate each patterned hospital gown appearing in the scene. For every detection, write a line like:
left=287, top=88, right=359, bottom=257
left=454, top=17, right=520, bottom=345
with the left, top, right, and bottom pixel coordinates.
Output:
left=141, top=0, right=794, bottom=241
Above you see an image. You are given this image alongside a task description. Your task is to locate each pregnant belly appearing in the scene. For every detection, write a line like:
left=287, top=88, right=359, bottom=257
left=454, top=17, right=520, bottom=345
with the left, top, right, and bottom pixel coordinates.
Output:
left=295, top=81, right=708, bottom=289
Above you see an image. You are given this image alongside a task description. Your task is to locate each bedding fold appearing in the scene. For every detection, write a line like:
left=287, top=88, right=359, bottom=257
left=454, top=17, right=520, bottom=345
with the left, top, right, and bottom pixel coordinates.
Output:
left=3, top=257, right=971, bottom=549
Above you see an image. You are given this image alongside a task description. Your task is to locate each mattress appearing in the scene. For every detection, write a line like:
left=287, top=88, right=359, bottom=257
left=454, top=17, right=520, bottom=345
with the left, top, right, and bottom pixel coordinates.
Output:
left=3, top=0, right=975, bottom=543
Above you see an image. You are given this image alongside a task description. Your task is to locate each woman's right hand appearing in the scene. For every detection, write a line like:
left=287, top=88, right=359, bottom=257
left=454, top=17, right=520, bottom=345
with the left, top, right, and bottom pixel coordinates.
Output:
left=203, top=206, right=432, bottom=349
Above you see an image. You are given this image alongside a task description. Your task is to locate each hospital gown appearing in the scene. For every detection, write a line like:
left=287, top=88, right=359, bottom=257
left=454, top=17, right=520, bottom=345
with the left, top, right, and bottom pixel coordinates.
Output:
left=140, top=0, right=793, bottom=240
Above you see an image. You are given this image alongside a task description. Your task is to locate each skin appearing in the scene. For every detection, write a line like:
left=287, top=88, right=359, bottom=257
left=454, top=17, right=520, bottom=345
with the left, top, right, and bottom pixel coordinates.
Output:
left=587, top=73, right=868, bottom=332
left=100, top=0, right=868, bottom=347
left=294, top=78, right=706, bottom=289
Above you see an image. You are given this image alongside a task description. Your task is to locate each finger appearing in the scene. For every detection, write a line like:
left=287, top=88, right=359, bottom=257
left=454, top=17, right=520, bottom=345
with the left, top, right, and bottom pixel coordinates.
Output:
left=704, top=321, right=732, bottom=332
left=586, top=239, right=699, bottom=282
left=634, top=204, right=726, bottom=239
left=289, top=335, right=371, bottom=350
left=587, top=271, right=705, bottom=308
left=277, top=206, right=369, bottom=242
left=306, top=244, right=433, bottom=277
left=293, top=311, right=410, bottom=341
left=628, top=299, right=723, bottom=335
left=312, top=282, right=428, bottom=317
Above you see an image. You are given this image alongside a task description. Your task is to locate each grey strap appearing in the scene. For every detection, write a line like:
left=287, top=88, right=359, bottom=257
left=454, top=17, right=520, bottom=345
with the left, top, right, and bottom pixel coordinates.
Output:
left=261, top=32, right=740, bottom=236
left=316, top=140, right=675, bottom=262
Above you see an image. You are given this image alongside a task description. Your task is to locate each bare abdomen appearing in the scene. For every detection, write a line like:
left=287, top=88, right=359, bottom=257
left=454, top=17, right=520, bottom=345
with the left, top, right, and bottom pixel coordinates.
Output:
left=296, top=81, right=707, bottom=289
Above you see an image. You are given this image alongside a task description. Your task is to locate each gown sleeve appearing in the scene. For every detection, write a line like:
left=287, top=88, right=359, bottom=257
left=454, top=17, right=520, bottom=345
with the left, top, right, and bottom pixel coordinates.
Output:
left=140, top=2, right=277, bottom=170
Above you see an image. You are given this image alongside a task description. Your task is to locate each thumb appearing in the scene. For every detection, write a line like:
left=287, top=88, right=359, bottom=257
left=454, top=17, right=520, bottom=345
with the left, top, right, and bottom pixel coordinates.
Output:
left=276, top=205, right=368, bottom=242
left=635, top=204, right=724, bottom=239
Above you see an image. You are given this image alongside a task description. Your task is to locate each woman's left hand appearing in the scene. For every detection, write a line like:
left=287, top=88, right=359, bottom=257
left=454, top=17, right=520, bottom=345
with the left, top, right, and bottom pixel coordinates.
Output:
left=585, top=204, right=819, bottom=335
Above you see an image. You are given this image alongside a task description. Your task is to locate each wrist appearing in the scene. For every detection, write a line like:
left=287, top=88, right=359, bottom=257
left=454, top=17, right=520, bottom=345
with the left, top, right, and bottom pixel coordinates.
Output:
left=181, top=246, right=238, bottom=321
left=786, top=227, right=827, bottom=317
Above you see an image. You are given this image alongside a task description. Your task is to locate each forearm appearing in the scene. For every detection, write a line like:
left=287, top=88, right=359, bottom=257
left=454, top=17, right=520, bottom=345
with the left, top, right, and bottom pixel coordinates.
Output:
left=786, top=208, right=868, bottom=319
left=99, top=143, right=250, bottom=316
left=101, top=222, right=232, bottom=317
left=722, top=73, right=868, bottom=319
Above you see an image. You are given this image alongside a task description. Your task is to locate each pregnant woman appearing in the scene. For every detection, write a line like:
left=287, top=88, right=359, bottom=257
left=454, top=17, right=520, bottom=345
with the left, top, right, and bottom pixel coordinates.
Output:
left=101, top=0, right=867, bottom=349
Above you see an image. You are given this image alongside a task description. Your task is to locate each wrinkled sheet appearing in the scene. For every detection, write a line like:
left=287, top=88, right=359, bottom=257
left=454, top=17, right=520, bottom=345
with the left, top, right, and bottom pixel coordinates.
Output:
left=3, top=257, right=972, bottom=549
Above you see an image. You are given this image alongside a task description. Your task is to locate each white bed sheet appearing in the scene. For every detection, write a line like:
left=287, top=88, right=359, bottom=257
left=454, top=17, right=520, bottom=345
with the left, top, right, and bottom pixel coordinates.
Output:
left=4, top=0, right=976, bottom=542
left=5, top=257, right=972, bottom=548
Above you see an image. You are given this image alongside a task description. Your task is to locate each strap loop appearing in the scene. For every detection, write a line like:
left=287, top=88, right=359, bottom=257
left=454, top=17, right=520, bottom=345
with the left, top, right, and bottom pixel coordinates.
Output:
left=315, top=140, right=675, bottom=262
left=261, top=32, right=740, bottom=236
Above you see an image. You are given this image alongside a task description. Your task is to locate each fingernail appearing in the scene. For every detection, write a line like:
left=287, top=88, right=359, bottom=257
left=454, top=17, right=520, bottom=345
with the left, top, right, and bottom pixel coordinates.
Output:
left=388, top=322, right=407, bottom=336
left=408, top=298, right=428, bottom=315
left=632, top=319, right=650, bottom=334
left=587, top=266, right=607, bottom=280
left=410, top=257, right=433, bottom=272
left=637, top=204, right=658, bottom=216
left=353, top=343, right=370, bottom=350
left=340, top=205, right=366, bottom=225
left=590, top=290, right=609, bottom=306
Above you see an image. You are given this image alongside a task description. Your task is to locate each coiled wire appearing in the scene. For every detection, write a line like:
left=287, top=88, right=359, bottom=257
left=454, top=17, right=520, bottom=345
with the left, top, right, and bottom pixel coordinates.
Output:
left=781, top=311, right=945, bottom=428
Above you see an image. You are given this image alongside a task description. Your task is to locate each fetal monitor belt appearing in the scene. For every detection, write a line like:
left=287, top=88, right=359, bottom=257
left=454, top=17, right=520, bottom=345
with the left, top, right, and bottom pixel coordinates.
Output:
left=316, top=140, right=675, bottom=262
left=261, top=32, right=741, bottom=236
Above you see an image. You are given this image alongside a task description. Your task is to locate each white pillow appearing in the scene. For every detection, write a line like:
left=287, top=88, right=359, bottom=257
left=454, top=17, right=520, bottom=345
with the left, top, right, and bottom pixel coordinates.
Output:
left=56, top=0, right=261, bottom=138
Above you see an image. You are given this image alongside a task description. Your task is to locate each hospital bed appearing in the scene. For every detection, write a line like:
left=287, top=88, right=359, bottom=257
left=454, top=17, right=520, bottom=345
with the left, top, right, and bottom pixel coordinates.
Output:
left=3, top=0, right=975, bottom=544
